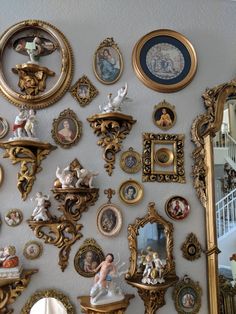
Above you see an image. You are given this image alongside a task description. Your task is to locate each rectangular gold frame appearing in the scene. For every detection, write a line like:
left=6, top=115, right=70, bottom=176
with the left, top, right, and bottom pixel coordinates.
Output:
left=142, top=133, right=185, bottom=183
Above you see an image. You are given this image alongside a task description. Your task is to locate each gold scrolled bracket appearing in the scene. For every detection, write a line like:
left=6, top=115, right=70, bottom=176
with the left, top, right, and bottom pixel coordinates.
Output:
left=27, top=220, right=83, bottom=272
left=87, top=112, right=136, bottom=176
left=0, top=139, right=57, bottom=200
left=0, top=269, right=38, bottom=313
left=52, top=187, right=99, bottom=223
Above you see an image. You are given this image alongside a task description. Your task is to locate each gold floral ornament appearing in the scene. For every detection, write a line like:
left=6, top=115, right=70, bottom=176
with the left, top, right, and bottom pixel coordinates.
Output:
left=0, top=20, right=73, bottom=109
left=70, top=75, right=99, bottom=107
left=181, top=233, right=203, bottom=261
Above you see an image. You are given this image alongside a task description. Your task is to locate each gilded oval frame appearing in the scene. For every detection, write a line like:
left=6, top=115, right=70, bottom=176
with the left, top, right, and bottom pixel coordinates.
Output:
left=119, top=179, right=144, bottom=205
left=153, top=100, right=177, bottom=130
left=0, top=20, right=73, bottom=109
left=0, top=117, right=9, bottom=138
left=120, top=147, right=142, bottom=174
left=132, top=29, right=197, bottom=93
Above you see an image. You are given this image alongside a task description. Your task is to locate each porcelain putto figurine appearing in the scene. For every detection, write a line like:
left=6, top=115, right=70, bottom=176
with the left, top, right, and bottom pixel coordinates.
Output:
left=75, top=168, right=99, bottom=188
left=99, top=83, right=132, bottom=113
left=56, top=166, right=74, bottom=189
left=141, top=249, right=165, bottom=285
left=11, top=108, right=38, bottom=140
left=0, top=246, right=22, bottom=279
left=90, top=253, right=126, bottom=305
left=31, top=192, right=51, bottom=222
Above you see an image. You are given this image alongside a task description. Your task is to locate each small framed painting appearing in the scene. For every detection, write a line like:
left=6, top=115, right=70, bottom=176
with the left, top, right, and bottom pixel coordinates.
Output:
left=153, top=100, right=176, bottom=130
left=132, top=29, right=197, bottom=92
left=23, top=240, right=43, bottom=260
left=93, top=37, right=123, bottom=84
left=0, top=117, right=9, bottom=138
left=70, top=75, right=98, bottom=107
left=120, top=147, right=142, bottom=174
left=97, top=203, right=122, bottom=237
left=165, top=196, right=190, bottom=220
left=4, top=209, right=23, bottom=227
left=119, top=179, right=144, bottom=205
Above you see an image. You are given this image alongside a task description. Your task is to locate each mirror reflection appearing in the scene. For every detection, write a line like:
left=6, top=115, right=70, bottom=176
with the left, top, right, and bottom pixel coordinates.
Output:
left=30, top=297, right=67, bottom=314
left=214, top=95, right=236, bottom=281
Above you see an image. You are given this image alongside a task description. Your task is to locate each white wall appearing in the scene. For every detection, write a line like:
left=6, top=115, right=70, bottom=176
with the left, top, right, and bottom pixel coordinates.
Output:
left=0, top=0, right=236, bottom=313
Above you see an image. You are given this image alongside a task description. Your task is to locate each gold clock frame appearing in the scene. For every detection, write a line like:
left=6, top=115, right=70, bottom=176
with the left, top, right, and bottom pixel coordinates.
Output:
left=191, top=78, right=236, bottom=314
left=0, top=20, right=73, bottom=109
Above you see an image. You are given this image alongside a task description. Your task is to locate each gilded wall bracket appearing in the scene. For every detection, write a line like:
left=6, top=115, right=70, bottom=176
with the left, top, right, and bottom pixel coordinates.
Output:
left=87, top=112, right=136, bottom=175
left=0, top=139, right=56, bottom=200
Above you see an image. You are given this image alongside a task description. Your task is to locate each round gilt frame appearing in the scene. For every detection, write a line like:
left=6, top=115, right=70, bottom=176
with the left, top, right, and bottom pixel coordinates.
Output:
left=4, top=208, right=23, bottom=227
left=21, top=289, right=75, bottom=314
left=119, top=179, right=144, bottom=205
left=0, top=20, right=73, bottom=109
left=23, top=240, right=43, bottom=260
left=132, top=29, right=197, bottom=93
left=165, top=195, right=190, bottom=221
left=97, top=202, right=123, bottom=237
left=0, top=117, right=9, bottom=138
left=120, top=147, right=142, bottom=174
left=154, top=147, right=174, bottom=167
left=153, top=100, right=177, bottom=131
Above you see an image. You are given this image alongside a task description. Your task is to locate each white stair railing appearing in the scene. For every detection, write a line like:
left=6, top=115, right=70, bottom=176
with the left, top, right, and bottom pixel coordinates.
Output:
left=216, top=188, right=236, bottom=239
left=214, top=132, right=236, bottom=169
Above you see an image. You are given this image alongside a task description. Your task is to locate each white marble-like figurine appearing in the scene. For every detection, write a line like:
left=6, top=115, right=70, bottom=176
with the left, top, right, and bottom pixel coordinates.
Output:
left=99, top=83, right=132, bottom=113
left=75, top=168, right=98, bottom=188
left=12, top=108, right=37, bottom=139
left=56, top=166, right=74, bottom=189
left=31, top=192, right=50, bottom=222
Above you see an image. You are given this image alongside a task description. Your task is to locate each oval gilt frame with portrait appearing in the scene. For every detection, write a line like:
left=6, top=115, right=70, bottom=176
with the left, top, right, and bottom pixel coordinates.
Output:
left=93, top=37, right=123, bottom=85
left=51, top=108, right=82, bottom=149
left=97, top=203, right=122, bottom=237
left=119, top=179, right=144, bottom=205
left=153, top=100, right=176, bottom=131
left=74, top=238, right=105, bottom=278
left=120, top=147, right=142, bottom=174
left=165, top=196, right=190, bottom=221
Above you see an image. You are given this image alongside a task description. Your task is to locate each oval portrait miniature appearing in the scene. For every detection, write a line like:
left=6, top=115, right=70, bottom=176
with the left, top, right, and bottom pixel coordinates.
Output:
left=4, top=209, right=23, bottom=227
left=153, top=100, right=176, bottom=130
left=165, top=196, right=190, bottom=221
left=120, top=147, right=142, bottom=174
left=97, top=203, right=122, bottom=237
left=119, top=179, right=144, bottom=205
left=93, top=37, right=123, bottom=85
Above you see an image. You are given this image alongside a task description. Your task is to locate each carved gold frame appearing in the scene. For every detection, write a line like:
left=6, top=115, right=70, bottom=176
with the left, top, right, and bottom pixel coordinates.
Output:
left=181, top=233, right=202, bottom=261
left=0, top=20, right=73, bottom=109
left=191, top=79, right=236, bottom=314
left=21, top=289, right=75, bottom=313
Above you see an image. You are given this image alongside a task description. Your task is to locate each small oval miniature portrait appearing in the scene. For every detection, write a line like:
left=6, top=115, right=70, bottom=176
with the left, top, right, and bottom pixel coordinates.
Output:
left=97, top=204, right=122, bottom=237
left=153, top=100, right=176, bottom=130
left=119, top=179, right=144, bottom=205
left=165, top=196, right=190, bottom=220
left=120, top=147, right=142, bottom=174
left=93, top=38, right=123, bottom=85
left=4, top=209, right=23, bottom=227
left=23, top=240, right=43, bottom=260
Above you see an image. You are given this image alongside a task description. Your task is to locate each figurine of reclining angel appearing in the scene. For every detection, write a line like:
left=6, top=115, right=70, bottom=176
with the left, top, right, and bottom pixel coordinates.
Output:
left=99, top=83, right=132, bottom=113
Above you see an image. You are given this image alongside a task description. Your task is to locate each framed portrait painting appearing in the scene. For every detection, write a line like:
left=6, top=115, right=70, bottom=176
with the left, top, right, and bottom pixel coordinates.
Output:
left=23, top=240, right=43, bottom=260
left=74, top=238, right=105, bottom=278
left=93, top=37, right=123, bottom=85
left=153, top=100, right=176, bottom=130
left=132, top=29, right=197, bottom=92
left=4, top=209, right=23, bottom=227
left=97, top=203, right=122, bottom=237
left=51, top=108, right=82, bottom=149
left=165, top=196, right=190, bottom=220
left=119, top=179, right=144, bottom=205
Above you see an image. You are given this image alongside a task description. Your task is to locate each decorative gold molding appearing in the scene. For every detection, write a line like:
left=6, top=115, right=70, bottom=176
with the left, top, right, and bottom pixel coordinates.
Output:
left=0, top=140, right=56, bottom=200
left=181, top=232, right=202, bottom=261
left=0, top=269, right=37, bottom=313
left=191, top=79, right=236, bottom=314
left=87, top=112, right=136, bottom=175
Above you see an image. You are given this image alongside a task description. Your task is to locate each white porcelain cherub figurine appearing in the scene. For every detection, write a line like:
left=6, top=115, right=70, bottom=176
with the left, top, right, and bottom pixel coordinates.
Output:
left=31, top=192, right=50, bottom=222
left=24, top=109, right=37, bottom=137
left=75, top=168, right=98, bottom=188
left=56, top=166, right=74, bottom=189
left=13, top=109, right=28, bottom=138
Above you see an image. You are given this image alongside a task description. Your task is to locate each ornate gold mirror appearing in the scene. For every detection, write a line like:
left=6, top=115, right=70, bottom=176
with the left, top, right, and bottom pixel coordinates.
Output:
left=21, top=289, right=75, bottom=313
left=191, top=79, right=236, bottom=314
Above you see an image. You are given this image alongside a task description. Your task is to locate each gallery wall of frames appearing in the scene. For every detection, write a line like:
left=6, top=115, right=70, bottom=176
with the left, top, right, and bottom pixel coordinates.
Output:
left=0, top=0, right=236, bottom=313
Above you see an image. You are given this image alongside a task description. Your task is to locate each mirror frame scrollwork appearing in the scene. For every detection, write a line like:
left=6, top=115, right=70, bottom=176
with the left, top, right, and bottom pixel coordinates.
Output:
left=191, top=79, right=236, bottom=314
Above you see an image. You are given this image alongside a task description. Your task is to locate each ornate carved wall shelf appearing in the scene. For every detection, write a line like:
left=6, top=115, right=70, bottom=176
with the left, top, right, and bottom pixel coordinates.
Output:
left=0, top=139, right=56, bottom=200
left=126, top=202, right=178, bottom=313
left=27, top=159, right=99, bottom=271
left=0, top=268, right=37, bottom=313
left=87, top=112, right=136, bottom=175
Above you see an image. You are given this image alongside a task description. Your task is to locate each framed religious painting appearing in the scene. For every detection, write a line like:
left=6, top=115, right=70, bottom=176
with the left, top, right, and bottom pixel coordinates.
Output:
left=97, top=203, right=122, bottom=237
left=153, top=100, right=176, bottom=130
left=118, top=179, right=144, bottom=205
left=74, top=238, right=105, bottom=278
left=165, top=196, right=190, bottom=220
left=93, top=37, right=123, bottom=84
left=4, top=209, right=23, bottom=227
left=173, top=275, right=202, bottom=314
left=0, top=20, right=73, bottom=109
left=23, top=240, right=43, bottom=260
left=0, top=117, right=9, bottom=138
left=51, top=108, right=82, bottom=149
left=120, top=147, right=142, bottom=174
left=70, top=75, right=99, bottom=107
left=132, top=29, right=197, bottom=92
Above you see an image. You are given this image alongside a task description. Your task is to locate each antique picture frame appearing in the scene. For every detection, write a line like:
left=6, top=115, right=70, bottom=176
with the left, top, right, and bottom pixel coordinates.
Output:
left=173, top=275, right=202, bottom=314
left=74, top=238, right=105, bottom=278
left=181, top=233, right=202, bottom=261
left=93, top=37, right=123, bottom=84
left=0, top=165, right=3, bottom=187
left=23, top=240, right=43, bottom=260
left=153, top=100, right=176, bottom=130
left=142, top=133, right=185, bottom=183
left=97, top=203, right=122, bottom=237
left=120, top=147, right=142, bottom=174
left=0, top=20, right=73, bottom=109
left=132, top=29, right=197, bottom=93
left=165, top=196, right=190, bottom=220
left=51, top=108, right=82, bottom=149
left=70, top=75, right=99, bottom=107
left=119, top=179, right=144, bottom=205
left=0, top=117, right=9, bottom=138
left=4, top=209, right=23, bottom=227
